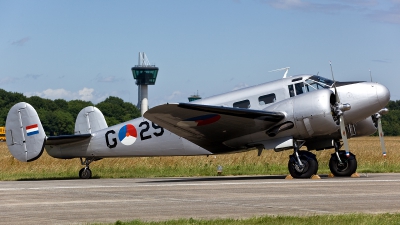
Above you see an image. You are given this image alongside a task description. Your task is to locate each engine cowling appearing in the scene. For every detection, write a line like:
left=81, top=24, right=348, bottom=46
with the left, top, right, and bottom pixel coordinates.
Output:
left=352, top=116, right=377, bottom=137
left=263, top=89, right=338, bottom=139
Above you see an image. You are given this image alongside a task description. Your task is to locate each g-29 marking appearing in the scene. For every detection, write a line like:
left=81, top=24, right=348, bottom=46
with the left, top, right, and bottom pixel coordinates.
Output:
left=139, top=121, right=164, bottom=140
left=105, top=121, right=164, bottom=149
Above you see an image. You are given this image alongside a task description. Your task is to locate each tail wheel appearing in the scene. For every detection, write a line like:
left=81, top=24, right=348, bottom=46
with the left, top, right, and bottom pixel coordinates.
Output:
left=288, top=151, right=318, bottom=178
left=329, top=150, right=357, bottom=176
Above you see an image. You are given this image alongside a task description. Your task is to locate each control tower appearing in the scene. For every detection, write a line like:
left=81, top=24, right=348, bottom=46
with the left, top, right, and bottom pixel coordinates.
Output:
left=188, top=91, right=201, bottom=102
left=131, top=52, right=159, bottom=115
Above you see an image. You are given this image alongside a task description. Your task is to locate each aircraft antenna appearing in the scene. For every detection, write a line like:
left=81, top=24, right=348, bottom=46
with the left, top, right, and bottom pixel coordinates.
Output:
left=268, top=67, right=290, bottom=78
left=370, top=69, right=373, bottom=82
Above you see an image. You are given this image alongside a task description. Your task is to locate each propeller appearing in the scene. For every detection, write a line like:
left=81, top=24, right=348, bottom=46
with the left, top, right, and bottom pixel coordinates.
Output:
left=374, top=108, right=389, bottom=157
left=369, top=70, right=388, bottom=157
left=330, top=62, right=352, bottom=157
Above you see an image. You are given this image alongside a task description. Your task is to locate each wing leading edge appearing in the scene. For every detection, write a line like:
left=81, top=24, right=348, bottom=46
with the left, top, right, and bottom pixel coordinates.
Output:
left=144, top=103, right=285, bottom=153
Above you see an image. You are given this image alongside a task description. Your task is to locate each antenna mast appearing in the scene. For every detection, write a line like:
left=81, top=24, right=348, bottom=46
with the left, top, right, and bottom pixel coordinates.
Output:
left=269, top=67, right=290, bottom=78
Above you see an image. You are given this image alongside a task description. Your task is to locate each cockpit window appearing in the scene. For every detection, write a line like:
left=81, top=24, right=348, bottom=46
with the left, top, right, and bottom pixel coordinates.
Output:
left=288, top=75, right=334, bottom=98
left=304, top=75, right=334, bottom=92
left=295, top=83, right=304, bottom=95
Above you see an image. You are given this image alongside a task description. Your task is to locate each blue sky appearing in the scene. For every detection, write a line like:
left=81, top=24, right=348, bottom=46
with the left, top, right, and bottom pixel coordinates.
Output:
left=1, top=0, right=400, bottom=107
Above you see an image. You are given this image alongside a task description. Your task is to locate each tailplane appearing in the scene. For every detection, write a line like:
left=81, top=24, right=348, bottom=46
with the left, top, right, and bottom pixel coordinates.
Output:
left=5, top=102, right=46, bottom=162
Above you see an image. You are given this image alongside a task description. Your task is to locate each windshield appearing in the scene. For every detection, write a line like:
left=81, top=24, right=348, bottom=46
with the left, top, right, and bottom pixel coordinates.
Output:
left=304, top=75, right=334, bottom=91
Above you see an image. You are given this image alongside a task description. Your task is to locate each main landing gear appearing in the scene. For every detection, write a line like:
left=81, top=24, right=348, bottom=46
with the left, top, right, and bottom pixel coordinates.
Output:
left=288, top=140, right=318, bottom=178
left=287, top=140, right=357, bottom=178
left=329, top=141, right=357, bottom=177
left=79, top=157, right=98, bottom=179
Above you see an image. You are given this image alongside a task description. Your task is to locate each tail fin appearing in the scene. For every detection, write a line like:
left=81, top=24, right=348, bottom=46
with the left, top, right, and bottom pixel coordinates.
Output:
left=5, top=102, right=46, bottom=162
left=74, top=106, right=108, bottom=134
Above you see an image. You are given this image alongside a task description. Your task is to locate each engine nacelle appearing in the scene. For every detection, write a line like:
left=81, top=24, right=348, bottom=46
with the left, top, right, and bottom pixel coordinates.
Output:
left=352, top=116, right=377, bottom=137
left=264, top=89, right=338, bottom=139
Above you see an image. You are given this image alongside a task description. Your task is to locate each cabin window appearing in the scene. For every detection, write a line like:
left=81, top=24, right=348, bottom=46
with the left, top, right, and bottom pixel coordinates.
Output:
left=288, top=85, right=295, bottom=97
left=233, top=99, right=250, bottom=108
left=295, top=83, right=305, bottom=95
left=259, top=94, right=276, bottom=105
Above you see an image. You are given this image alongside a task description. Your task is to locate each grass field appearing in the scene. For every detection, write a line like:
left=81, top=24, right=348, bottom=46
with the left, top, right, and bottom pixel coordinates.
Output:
left=97, top=213, right=400, bottom=225
left=0, top=136, right=399, bottom=180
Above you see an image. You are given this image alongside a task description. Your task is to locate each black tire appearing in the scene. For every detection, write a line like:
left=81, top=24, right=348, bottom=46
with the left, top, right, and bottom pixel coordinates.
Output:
left=288, top=151, right=318, bottom=178
left=329, top=150, right=357, bottom=177
left=79, top=168, right=92, bottom=179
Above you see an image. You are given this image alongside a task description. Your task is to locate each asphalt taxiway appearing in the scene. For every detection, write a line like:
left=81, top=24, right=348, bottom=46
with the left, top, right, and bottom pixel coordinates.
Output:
left=1, top=173, right=400, bottom=224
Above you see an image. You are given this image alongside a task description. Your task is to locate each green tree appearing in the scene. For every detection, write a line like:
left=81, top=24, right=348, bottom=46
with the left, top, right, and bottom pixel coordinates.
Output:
left=96, top=96, right=140, bottom=126
left=67, top=100, right=93, bottom=116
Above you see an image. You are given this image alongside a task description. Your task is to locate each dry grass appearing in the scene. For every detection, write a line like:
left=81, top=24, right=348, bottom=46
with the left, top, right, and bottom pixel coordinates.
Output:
left=0, top=136, right=399, bottom=180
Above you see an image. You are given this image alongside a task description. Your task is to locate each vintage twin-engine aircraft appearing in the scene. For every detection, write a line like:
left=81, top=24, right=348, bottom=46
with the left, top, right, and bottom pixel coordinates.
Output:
left=5, top=73, right=390, bottom=179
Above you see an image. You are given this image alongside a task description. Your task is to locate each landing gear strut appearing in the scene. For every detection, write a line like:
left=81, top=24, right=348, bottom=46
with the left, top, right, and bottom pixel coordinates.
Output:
left=329, top=141, right=357, bottom=176
left=288, top=140, right=318, bottom=178
left=79, top=158, right=95, bottom=179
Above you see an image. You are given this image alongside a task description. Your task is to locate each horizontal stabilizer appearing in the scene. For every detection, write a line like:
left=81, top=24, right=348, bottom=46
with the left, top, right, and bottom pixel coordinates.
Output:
left=46, top=134, right=92, bottom=145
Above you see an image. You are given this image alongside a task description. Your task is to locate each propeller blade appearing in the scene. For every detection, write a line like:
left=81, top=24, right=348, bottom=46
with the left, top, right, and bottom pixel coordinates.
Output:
left=329, top=61, right=341, bottom=103
left=377, top=117, right=387, bottom=157
left=339, top=115, right=350, bottom=157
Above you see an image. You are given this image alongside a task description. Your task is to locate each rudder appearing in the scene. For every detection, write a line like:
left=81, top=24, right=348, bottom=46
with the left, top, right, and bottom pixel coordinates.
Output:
left=5, top=102, right=46, bottom=162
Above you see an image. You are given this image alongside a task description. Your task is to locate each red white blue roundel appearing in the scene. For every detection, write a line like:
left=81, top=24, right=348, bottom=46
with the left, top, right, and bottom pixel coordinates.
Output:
left=177, top=114, right=221, bottom=127
left=118, top=124, right=138, bottom=145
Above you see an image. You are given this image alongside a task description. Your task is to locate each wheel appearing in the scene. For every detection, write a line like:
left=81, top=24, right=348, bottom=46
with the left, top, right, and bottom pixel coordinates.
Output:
left=79, top=167, right=92, bottom=179
left=329, top=150, right=357, bottom=176
left=288, top=151, right=318, bottom=178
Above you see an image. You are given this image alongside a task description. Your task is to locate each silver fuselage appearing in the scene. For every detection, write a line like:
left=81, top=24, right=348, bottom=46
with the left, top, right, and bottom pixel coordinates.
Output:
left=46, top=74, right=390, bottom=159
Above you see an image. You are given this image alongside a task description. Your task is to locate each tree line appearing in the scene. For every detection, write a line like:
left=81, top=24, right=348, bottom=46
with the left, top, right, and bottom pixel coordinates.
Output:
left=1, top=88, right=400, bottom=136
left=0, top=89, right=140, bottom=136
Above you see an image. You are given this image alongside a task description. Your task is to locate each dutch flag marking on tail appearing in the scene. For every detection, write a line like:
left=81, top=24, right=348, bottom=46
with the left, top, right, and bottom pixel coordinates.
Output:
left=26, top=124, right=39, bottom=136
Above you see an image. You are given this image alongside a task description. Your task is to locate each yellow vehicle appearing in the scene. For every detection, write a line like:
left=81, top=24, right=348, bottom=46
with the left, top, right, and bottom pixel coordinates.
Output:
left=0, top=126, right=5, bottom=141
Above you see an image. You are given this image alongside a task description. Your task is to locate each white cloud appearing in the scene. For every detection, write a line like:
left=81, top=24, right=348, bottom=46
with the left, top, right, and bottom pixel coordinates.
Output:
left=167, top=91, right=182, bottom=100
left=264, top=0, right=400, bottom=24
left=267, top=0, right=307, bottom=10
left=369, top=6, right=400, bottom=24
left=41, top=88, right=72, bottom=99
left=11, top=37, right=30, bottom=46
left=25, top=88, right=74, bottom=100
left=78, top=87, right=94, bottom=101
left=372, top=59, right=391, bottom=63
left=0, top=77, right=19, bottom=85
left=25, top=74, right=42, bottom=80
left=95, top=74, right=120, bottom=82
left=25, top=87, right=96, bottom=102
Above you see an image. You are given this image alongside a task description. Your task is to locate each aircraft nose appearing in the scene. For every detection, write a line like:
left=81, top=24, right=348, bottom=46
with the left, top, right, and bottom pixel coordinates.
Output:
left=376, top=83, right=390, bottom=109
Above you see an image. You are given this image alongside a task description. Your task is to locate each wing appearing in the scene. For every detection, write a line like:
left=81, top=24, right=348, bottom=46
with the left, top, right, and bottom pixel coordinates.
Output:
left=144, top=103, right=285, bottom=153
